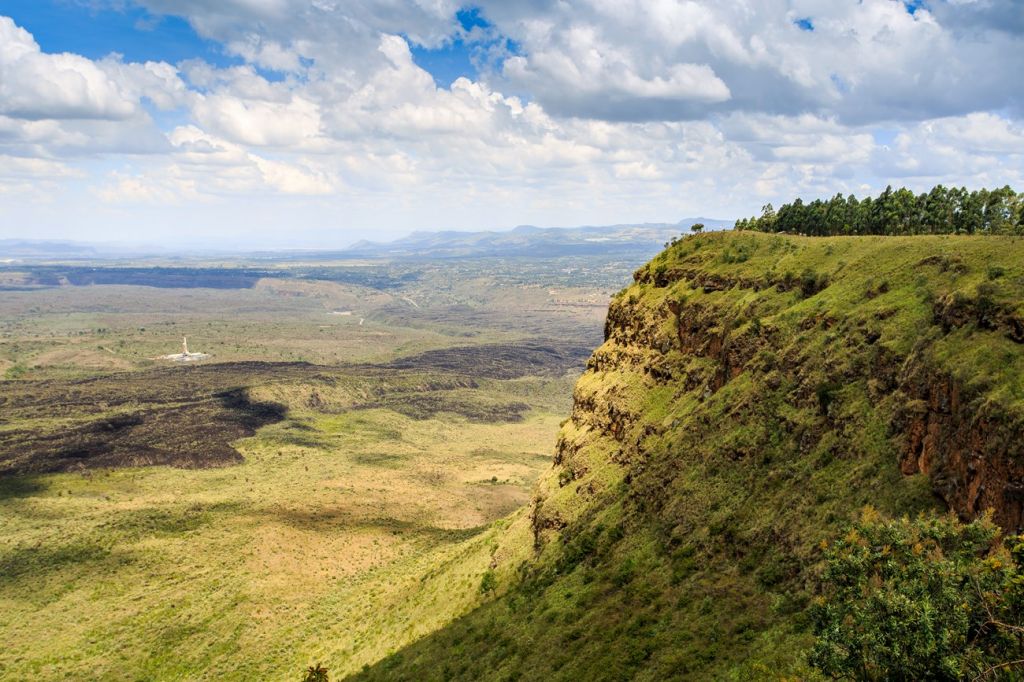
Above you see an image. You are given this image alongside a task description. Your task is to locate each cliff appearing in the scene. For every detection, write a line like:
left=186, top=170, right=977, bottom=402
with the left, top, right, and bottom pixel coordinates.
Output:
left=354, top=232, right=1024, bottom=680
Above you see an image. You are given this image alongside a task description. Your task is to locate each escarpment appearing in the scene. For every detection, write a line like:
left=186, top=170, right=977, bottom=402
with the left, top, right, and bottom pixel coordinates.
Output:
left=534, top=232, right=1024, bottom=553
left=358, top=232, right=1024, bottom=682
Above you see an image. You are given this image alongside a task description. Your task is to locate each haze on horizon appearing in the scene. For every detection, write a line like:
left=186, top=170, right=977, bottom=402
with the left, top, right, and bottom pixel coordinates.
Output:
left=1, top=0, right=1022, bottom=249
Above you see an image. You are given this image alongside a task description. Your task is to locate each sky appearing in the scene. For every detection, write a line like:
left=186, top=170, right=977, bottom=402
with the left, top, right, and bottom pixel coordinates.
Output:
left=1, top=0, right=1023, bottom=248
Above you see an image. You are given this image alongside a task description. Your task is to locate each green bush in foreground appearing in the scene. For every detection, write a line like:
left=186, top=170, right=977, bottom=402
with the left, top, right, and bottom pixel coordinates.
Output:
left=810, top=509, right=1024, bottom=681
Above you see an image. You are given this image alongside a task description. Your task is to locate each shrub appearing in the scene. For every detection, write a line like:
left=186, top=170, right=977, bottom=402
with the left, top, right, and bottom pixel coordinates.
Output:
left=976, top=282, right=1001, bottom=328
left=480, top=570, right=497, bottom=594
left=303, top=663, right=329, bottom=682
left=814, top=381, right=842, bottom=416
left=809, top=509, right=1024, bottom=681
left=800, top=268, right=829, bottom=297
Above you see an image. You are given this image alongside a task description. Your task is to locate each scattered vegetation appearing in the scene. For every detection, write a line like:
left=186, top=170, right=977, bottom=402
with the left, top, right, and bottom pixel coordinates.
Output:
left=0, top=255, right=611, bottom=680
left=0, top=255, right=619, bottom=378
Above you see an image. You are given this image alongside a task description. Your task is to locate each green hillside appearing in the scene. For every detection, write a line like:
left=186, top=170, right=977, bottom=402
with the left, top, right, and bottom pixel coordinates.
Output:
left=353, top=231, right=1024, bottom=680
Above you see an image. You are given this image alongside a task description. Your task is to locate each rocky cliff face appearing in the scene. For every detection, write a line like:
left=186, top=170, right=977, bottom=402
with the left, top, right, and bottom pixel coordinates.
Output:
left=534, top=234, right=1024, bottom=551
left=897, top=363, right=1024, bottom=530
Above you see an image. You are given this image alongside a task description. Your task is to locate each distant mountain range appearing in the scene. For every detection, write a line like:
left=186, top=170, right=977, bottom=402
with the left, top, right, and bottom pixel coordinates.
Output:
left=0, top=218, right=733, bottom=261
left=0, top=239, right=100, bottom=260
left=339, top=218, right=732, bottom=259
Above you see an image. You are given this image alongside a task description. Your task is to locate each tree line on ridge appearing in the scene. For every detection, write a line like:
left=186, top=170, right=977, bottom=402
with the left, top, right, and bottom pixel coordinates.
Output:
left=735, top=185, right=1024, bottom=236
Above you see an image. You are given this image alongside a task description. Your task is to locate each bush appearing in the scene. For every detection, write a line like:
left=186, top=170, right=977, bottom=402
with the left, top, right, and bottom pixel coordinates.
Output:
left=480, top=570, right=497, bottom=594
left=814, top=381, right=842, bottom=416
left=809, top=509, right=1024, bottom=680
left=799, top=268, right=829, bottom=297
left=303, top=663, right=329, bottom=682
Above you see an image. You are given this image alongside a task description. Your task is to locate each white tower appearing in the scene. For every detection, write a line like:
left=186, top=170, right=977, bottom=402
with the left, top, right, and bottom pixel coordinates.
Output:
left=182, top=336, right=189, bottom=356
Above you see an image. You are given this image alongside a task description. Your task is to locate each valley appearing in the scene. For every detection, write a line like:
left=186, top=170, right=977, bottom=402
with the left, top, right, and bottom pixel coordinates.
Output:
left=0, top=253, right=624, bottom=680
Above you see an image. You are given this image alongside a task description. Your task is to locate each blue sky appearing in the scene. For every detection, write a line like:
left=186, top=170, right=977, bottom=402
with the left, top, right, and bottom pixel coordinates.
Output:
left=6, top=1, right=481, bottom=87
left=4, top=1, right=234, bottom=66
left=0, top=0, right=1022, bottom=248
left=408, top=8, right=489, bottom=87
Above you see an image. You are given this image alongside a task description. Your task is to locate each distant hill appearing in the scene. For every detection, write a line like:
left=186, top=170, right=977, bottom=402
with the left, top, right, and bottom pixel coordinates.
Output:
left=0, top=219, right=733, bottom=261
left=0, top=239, right=98, bottom=260
left=339, top=219, right=732, bottom=259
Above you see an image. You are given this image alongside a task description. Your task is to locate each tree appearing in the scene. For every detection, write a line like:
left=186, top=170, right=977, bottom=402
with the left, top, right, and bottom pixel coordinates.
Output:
left=690, top=222, right=705, bottom=234
left=760, top=203, right=777, bottom=231
left=923, top=184, right=952, bottom=234
left=303, top=663, right=329, bottom=682
left=810, top=509, right=1024, bottom=681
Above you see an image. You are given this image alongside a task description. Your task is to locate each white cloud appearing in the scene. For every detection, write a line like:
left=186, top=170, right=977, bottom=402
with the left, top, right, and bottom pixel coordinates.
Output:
left=873, top=113, right=1024, bottom=187
left=192, top=91, right=322, bottom=146
left=923, top=113, right=1024, bottom=155
left=92, top=125, right=338, bottom=204
left=478, top=0, right=1024, bottom=123
left=251, top=155, right=335, bottom=194
left=95, top=170, right=195, bottom=204
left=0, top=3, right=1023, bottom=245
left=0, top=17, right=138, bottom=120
left=0, top=155, right=80, bottom=181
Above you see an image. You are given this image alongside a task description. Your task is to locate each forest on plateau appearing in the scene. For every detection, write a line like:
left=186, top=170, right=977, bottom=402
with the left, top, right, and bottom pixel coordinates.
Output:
left=736, top=185, right=1024, bottom=237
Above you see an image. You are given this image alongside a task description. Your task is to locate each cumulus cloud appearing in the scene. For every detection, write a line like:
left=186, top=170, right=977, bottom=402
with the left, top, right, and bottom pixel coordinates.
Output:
left=1, top=2, right=1023, bottom=243
left=100, top=125, right=340, bottom=201
left=498, top=15, right=732, bottom=121
left=477, top=0, right=1024, bottom=123
left=0, top=15, right=192, bottom=165
left=873, top=112, right=1024, bottom=186
left=0, top=17, right=138, bottom=120
left=192, top=91, right=322, bottom=146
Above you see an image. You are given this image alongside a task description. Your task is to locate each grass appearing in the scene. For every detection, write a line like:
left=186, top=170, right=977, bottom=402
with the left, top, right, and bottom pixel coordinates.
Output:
left=0, top=376, right=567, bottom=679
left=0, top=253, right=626, bottom=680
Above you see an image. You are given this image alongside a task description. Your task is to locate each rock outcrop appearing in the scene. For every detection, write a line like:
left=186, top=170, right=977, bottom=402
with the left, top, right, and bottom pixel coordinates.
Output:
left=534, top=232, right=1024, bottom=551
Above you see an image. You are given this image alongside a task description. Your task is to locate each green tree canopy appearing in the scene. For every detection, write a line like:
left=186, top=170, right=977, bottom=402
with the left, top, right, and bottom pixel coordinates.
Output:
left=736, top=185, right=1023, bottom=236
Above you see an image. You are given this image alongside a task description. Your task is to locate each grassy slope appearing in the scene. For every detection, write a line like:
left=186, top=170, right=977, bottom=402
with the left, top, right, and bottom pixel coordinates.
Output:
left=0, top=372, right=570, bottom=680
left=352, top=232, right=1024, bottom=680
